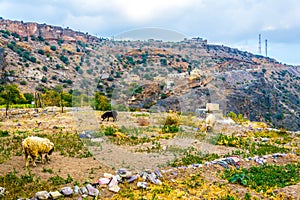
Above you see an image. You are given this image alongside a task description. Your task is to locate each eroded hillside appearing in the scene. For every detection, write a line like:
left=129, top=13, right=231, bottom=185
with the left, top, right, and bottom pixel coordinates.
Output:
left=0, top=18, right=299, bottom=130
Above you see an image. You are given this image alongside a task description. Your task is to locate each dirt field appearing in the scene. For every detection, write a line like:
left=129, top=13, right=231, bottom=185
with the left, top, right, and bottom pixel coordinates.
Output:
left=0, top=108, right=299, bottom=199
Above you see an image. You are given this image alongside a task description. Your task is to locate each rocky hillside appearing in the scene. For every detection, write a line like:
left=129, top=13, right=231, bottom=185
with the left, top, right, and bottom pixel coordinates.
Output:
left=0, top=18, right=299, bottom=130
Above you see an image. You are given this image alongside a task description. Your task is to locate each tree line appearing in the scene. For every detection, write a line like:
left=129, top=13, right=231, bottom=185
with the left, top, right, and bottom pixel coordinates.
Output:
left=0, top=84, right=111, bottom=115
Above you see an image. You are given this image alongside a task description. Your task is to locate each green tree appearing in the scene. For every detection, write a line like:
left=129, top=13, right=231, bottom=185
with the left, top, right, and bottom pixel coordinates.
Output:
left=0, top=84, right=26, bottom=104
left=94, top=92, right=111, bottom=111
left=0, top=84, right=26, bottom=116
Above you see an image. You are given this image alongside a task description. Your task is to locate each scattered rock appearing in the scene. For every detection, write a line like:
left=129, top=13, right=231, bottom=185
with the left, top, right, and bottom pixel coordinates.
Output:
left=137, top=182, right=148, bottom=189
left=0, top=187, right=5, bottom=197
left=126, top=175, right=138, bottom=183
left=60, top=187, right=73, bottom=196
left=86, top=184, right=99, bottom=197
left=73, top=185, right=80, bottom=194
left=103, top=173, right=113, bottom=178
left=49, top=191, right=63, bottom=199
left=97, top=178, right=111, bottom=185
left=79, top=186, right=88, bottom=195
left=108, top=176, right=120, bottom=193
left=117, top=168, right=132, bottom=178
left=35, top=191, right=50, bottom=200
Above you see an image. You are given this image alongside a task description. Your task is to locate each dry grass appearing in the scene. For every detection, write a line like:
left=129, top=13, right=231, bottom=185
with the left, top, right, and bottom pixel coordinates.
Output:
left=137, top=117, right=150, bottom=126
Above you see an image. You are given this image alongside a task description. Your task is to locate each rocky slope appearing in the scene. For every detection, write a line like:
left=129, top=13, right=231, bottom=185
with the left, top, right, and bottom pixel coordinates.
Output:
left=0, top=18, right=299, bottom=130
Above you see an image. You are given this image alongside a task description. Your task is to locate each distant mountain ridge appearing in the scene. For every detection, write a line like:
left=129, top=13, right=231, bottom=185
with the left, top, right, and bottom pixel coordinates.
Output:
left=0, top=18, right=299, bottom=130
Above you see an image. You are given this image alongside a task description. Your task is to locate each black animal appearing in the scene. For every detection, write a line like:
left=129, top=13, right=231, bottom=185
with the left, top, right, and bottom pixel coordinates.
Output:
left=101, top=111, right=118, bottom=122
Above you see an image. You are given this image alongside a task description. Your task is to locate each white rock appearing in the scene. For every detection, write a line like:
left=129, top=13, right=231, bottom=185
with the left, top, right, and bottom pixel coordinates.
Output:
left=35, top=191, right=50, bottom=199
left=49, top=191, right=63, bottom=199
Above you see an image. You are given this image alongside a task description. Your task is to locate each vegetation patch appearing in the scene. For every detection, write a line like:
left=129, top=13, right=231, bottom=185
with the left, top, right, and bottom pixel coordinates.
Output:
left=170, top=150, right=220, bottom=167
left=0, top=169, right=74, bottom=199
left=223, top=162, right=300, bottom=193
left=113, top=172, right=239, bottom=200
left=216, top=133, right=291, bottom=157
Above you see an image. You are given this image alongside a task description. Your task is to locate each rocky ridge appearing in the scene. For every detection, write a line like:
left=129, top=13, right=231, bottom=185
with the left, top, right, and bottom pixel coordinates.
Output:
left=0, top=18, right=299, bottom=130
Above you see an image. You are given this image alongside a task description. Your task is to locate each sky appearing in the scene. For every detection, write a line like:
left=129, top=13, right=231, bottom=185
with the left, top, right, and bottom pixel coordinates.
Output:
left=0, top=0, right=299, bottom=65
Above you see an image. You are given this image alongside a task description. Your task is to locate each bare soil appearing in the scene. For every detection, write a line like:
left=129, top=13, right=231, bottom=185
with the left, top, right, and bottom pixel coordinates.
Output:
left=0, top=109, right=299, bottom=199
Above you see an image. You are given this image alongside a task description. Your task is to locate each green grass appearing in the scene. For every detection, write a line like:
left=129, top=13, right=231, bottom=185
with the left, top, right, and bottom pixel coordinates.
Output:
left=0, top=169, right=75, bottom=199
left=170, top=151, right=220, bottom=167
left=222, top=162, right=300, bottom=193
left=216, top=133, right=292, bottom=157
left=0, top=130, right=9, bottom=137
left=0, top=104, right=35, bottom=109
left=0, top=131, right=92, bottom=164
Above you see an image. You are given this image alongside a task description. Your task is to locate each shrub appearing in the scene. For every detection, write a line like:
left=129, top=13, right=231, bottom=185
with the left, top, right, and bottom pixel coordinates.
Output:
left=86, top=69, right=93, bottom=75
left=223, top=163, right=300, bottom=192
left=94, top=92, right=111, bottom=111
left=30, top=35, right=36, bottom=41
left=59, top=55, right=69, bottom=65
left=37, top=35, right=45, bottom=41
left=227, top=111, right=247, bottom=124
left=104, top=126, right=117, bottom=136
left=42, top=66, right=48, bottom=72
left=165, top=111, right=180, bottom=126
left=30, top=56, right=36, bottom=63
left=57, top=39, right=64, bottom=45
left=20, top=80, right=27, bottom=85
left=38, top=49, right=44, bottom=55
left=50, top=46, right=56, bottom=51
left=41, top=76, right=47, bottom=83
left=0, top=130, right=9, bottom=137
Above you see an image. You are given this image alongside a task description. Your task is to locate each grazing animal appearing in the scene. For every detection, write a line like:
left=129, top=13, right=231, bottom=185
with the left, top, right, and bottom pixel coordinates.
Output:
left=205, top=113, right=216, bottom=131
left=22, top=136, right=54, bottom=167
left=101, top=111, right=118, bottom=122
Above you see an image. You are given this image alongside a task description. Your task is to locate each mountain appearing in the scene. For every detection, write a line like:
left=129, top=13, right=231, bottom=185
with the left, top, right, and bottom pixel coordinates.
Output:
left=0, top=18, right=299, bottom=130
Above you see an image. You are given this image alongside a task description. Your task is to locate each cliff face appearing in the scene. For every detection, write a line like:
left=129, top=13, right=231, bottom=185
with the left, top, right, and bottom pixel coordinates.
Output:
left=0, top=19, right=99, bottom=43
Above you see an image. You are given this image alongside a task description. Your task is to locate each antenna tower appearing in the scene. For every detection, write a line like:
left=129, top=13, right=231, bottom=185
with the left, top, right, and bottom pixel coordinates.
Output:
left=258, top=34, right=261, bottom=54
left=265, top=39, right=268, bottom=57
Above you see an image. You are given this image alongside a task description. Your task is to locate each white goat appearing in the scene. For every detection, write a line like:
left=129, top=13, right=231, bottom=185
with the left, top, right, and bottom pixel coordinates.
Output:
left=22, top=136, right=54, bottom=167
left=205, top=113, right=216, bottom=131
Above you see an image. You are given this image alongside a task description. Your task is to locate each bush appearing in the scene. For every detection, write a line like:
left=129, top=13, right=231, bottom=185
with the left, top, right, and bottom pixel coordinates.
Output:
left=104, top=126, right=117, bottom=136
left=37, top=35, right=44, bottom=41
left=20, top=80, right=27, bottom=85
left=86, top=69, right=93, bottom=75
left=30, top=56, right=36, bottom=63
left=94, top=92, right=111, bottom=111
left=50, top=46, right=56, bottom=51
left=227, top=111, right=247, bottom=124
left=42, top=66, right=48, bottom=72
left=38, top=49, right=44, bottom=55
left=165, top=111, right=180, bottom=126
left=59, top=55, right=69, bottom=65
left=0, top=130, right=9, bottom=137
left=57, top=39, right=64, bottom=46
left=41, top=76, right=47, bottom=83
